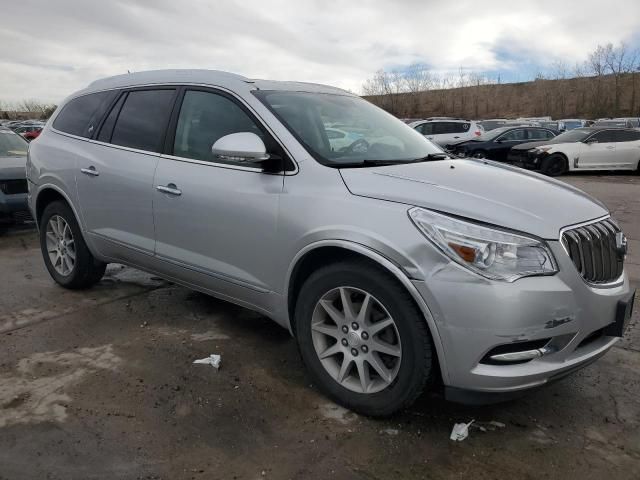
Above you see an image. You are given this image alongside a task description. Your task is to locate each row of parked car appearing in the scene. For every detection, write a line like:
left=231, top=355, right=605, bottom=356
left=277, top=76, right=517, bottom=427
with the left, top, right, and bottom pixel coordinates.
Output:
left=406, top=116, right=640, bottom=175
left=0, top=126, right=32, bottom=231
left=0, top=119, right=45, bottom=141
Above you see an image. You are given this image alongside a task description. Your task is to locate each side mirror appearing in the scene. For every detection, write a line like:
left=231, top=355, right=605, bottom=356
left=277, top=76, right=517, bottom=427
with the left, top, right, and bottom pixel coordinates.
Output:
left=211, top=132, right=270, bottom=163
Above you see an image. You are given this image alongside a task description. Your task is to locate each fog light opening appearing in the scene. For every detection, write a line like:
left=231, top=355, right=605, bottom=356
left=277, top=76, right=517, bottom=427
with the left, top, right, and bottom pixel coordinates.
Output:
left=481, top=338, right=552, bottom=365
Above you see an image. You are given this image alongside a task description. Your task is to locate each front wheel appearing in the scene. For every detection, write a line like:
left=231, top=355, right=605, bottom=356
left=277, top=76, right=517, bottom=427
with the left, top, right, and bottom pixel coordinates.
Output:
left=295, top=261, right=434, bottom=416
left=540, top=154, right=568, bottom=176
left=39, top=201, right=106, bottom=289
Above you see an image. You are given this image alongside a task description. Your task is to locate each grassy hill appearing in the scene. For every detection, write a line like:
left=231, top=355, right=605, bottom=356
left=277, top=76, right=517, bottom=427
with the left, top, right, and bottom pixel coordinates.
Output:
left=363, top=73, right=640, bottom=120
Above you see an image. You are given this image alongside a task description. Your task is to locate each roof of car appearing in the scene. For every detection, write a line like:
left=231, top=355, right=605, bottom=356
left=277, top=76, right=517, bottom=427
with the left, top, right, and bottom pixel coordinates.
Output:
left=81, top=69, right=350, bottom=97
left=573, top=126, right=635, bottom=131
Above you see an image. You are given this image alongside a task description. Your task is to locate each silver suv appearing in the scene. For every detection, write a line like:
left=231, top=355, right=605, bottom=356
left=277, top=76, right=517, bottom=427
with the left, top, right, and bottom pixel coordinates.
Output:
left=27, top=70, right=635, bottom=416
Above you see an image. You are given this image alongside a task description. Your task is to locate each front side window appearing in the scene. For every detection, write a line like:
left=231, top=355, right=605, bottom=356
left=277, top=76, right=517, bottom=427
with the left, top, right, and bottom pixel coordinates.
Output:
left=592, top=131, right=616, bottom=143
left=173, top=90, right=264, bottom=164
left=53, top=90, right=116, bottom=138
left=255, top=91, right=443, bottom=166
left=110, top=89, right=176, bottom=152
left=497, top=129, right=526, bottom=141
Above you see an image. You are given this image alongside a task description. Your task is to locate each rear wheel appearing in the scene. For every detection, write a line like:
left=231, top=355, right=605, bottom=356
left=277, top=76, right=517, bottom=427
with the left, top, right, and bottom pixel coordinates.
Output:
left=39, top=201, right=106, bottom=289
left=295, top=261, right=434, bottom=417
left=540, top=154, right=568, bottom=176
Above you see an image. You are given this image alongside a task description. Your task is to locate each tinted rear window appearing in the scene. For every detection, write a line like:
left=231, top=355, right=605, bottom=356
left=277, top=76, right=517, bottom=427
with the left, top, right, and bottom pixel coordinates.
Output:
left=53, top=91, right=115, bottom=138
left=613, top=130, right=640, bottom=142
left=110, top=89, right=176, bottom=152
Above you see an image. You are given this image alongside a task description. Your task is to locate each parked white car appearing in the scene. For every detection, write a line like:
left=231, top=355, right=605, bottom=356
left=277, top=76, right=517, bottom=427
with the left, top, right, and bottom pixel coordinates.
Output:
left=410, top=119, right=483, bottom=146
left=508, top=127, right=640, bottom=175
left=325, top=128, right=362, bottom=151
left=594, top=118, right=639, bottom=128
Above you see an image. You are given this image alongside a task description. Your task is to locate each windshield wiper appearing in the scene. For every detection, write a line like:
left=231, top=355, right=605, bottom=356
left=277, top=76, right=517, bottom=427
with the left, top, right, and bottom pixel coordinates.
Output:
left=336, top=153, right=450, bottom=168
left=406, top=153, right=450, bottom=162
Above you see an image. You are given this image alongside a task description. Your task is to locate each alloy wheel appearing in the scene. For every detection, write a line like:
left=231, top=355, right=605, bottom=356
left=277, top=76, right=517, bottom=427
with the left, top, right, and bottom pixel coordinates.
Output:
left=45, top=215, right=76, bottom=276
left=310, top=286, right=402, bottom=394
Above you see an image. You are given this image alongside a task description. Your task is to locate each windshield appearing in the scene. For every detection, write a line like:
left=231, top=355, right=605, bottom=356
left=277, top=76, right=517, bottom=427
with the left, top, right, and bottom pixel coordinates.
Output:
left=254, top=91, right=443, bottom=166
left=550, top=129, right=591, bottom=143
left=0, top=130, right=28, bottom=157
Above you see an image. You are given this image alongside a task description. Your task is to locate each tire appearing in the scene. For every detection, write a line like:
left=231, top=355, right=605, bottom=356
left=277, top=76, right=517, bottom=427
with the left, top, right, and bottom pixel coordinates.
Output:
left=295, top=260, right=434, bottom=417
left=471, top=150, right=487, bottom=159
left=39, top=201, right=106, bottom=289
left=540, top=154, right=568, bottom=176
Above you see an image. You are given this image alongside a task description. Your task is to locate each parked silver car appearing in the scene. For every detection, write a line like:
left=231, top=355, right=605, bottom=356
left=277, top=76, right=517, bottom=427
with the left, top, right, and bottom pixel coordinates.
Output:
left=27, top=70, right=635, bottom=416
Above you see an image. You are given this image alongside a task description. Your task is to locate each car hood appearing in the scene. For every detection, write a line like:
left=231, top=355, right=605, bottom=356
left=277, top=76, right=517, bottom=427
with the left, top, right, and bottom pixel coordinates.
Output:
left=0, top=156, right=27, bottom=179
left=339, top=159, right=608, bottom=240
left=444, top=139, right=484, bottom=148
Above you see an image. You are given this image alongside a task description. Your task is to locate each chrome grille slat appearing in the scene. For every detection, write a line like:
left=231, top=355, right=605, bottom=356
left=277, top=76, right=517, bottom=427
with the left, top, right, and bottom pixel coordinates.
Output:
left=562, top=218, right=624, bottom=284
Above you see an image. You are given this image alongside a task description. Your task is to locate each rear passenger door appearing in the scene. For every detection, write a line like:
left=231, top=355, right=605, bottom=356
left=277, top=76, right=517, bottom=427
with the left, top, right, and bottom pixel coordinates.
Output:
left=152, top=87, right=285, bottom=301
left=611, top=130, right=640, bottom=169
left=75, top=88, right=177, bottom=262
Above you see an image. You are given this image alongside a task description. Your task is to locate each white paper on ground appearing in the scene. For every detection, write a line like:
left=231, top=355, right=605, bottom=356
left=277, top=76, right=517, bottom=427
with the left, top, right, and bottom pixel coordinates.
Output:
left=193, top=354, right=222, bottom=369
left=450, top=420, right=475, bottom=441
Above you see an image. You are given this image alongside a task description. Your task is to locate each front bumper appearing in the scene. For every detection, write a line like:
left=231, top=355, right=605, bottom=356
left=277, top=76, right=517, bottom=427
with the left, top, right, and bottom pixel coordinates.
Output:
left=0, top=192, right=31, bottom=224
left=508, top=149, right=547, bottom=170
left=412, top=241, right=633, bottom=398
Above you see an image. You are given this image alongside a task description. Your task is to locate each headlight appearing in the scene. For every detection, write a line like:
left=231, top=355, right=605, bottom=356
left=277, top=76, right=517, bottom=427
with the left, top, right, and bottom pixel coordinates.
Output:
left=409, top=208, right=557, bottom=282
left=534, top=146, right=552, bottom=153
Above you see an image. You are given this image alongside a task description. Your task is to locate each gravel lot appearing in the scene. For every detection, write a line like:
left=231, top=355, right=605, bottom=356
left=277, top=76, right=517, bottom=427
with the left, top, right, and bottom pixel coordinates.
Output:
left=1, top=173, right=639, bottom=480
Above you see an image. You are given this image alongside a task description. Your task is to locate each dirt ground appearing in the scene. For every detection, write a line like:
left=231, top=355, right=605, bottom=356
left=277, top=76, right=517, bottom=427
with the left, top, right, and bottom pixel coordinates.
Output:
left=1, top=173, right=639, bottom=480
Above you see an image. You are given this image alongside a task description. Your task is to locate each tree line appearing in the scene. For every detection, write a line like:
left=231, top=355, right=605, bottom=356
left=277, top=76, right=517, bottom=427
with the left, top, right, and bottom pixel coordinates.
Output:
left=362, top=42, right=640, bottom=119
left=0, top=100, right=57, bottom=120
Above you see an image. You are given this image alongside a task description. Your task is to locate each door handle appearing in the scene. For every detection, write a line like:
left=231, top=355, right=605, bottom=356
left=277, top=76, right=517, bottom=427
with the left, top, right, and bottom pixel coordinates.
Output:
left=606, top=146, right=614, bottom=150
left=156, top=184, right=182, bottom=196
left=80, top=166, right=99, bottom=177
left=453, top=136, right=460, bottom=139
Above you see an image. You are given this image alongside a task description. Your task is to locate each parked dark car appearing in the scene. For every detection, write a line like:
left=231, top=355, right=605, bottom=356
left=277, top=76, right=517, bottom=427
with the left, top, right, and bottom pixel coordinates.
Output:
left=13, top=125, right=43, bottom=141
left=0, top=128, right=32, bottom=232
left=446, top=126, right=557, bottom=161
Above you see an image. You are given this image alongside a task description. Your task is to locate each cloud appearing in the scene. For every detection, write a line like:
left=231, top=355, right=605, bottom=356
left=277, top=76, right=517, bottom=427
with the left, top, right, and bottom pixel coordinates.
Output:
left=1, top=0, right=639, bottom=103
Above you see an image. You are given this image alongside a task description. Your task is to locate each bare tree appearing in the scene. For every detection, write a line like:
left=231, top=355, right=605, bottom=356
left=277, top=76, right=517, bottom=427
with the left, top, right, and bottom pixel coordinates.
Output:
left=604, top=42, right=639, bottom=115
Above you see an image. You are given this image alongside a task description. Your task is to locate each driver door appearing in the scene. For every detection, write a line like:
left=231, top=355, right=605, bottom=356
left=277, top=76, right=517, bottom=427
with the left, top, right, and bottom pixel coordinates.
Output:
left=493, top=128, right=527, bottom=161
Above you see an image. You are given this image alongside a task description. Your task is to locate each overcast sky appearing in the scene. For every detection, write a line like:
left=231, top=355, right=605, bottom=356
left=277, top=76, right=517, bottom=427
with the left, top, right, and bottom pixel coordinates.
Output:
left=2, top=0, right=640, bottom=104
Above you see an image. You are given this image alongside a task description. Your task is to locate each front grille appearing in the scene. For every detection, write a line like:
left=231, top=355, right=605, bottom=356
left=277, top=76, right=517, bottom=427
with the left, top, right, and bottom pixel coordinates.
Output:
left=0, top=179, right=28, bottom=195
left=562, top=218, right=623, bottom=284
left=507, top=149, right=528, bottom=163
